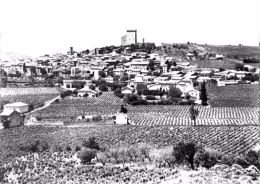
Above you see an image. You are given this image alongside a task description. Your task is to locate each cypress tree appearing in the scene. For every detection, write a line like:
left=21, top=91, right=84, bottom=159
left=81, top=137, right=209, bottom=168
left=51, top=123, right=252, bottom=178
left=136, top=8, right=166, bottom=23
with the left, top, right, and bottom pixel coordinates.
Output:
left=200, top=81, right=208, bottom=105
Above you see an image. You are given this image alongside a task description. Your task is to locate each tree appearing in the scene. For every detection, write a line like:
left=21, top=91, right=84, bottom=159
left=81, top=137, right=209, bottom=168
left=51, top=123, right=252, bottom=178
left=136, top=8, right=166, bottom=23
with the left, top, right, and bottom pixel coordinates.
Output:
left=89, top=84, right=96, bottom=90
left=83, top=93, right=89, bottom=98
left=99, top=84, right=108, bottom=91
left=72, top=80, right=86, bottom=89
left=82, top=137, right=100, bottom=150
left=195, top=148, right=222, bottom=169
left=168, top=85, right=182, bottom=98
left=30, top=67, right=37, bottom=76
left=123, top=94, right=138, bottom=104
left=235, top=63, right=244, bottom=71
left=40, top=68, right=47, bottom=76
left=173, top=141, right=201, bottom=170
left=79, top=148, right=97, bottom=164
left=200, top=81, right=208, bottom=105
left=136, top=83, right=148, bottom=96
left=189, top=104, right=199, bottom=126
left=147, top=60, right=155, bottom=71
left=219, top=67, right=225, bottom=72
left=23, top=63, right=26, bottom=73
left=120, top=105, right=128, bottom=114
left=1, top=118, right=10, bottom=129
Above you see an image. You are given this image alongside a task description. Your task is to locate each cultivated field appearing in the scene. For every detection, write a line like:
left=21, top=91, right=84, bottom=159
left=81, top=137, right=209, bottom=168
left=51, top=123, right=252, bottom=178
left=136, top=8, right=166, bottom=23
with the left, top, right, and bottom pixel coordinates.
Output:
left=0, top=125, right=259, bottom=165
left=0, top=87, right=62, bottom=110
left=30, top=91, right=259, bottom=126
left=190, top=59, right=238, bottom=69
left=0, top=87, right=62, bottom=96
left=208, top=84, right=259, bottom=108
left=198, top=45, right=259, bottom=58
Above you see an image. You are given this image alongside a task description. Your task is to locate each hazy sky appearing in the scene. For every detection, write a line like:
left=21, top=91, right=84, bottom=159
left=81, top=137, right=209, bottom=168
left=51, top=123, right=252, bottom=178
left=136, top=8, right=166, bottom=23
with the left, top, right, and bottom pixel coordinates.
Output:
left=1, top=0, right=260, bottom=57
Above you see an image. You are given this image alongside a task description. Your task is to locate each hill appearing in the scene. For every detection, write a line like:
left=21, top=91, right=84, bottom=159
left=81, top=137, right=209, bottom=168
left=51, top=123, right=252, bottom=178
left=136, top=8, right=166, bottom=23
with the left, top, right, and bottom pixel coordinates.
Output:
left=160, top=43, right=259, bottom=59
left=1, top=52, right=33, bottom=62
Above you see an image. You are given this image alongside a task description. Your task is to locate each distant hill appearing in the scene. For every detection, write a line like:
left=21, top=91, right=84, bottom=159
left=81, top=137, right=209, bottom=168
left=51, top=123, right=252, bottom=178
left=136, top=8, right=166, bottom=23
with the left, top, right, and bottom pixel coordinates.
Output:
left=160, top=43, right=259, bottom=59
left=1, top=52, right=33, bottom=62
left=198, top=44, right=259, bottom=58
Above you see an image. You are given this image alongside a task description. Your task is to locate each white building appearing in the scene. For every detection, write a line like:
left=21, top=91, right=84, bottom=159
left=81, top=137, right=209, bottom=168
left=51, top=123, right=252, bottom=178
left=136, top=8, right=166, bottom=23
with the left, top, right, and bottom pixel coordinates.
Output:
left=130, top=59, right=149, bottom=70
left=3, top=102, right=29, bottom=113
left=115, top=113, right=128, bottom=124
left=121, top=30, right=137, bottom=46
left=78, top=85, right=100, bottom=97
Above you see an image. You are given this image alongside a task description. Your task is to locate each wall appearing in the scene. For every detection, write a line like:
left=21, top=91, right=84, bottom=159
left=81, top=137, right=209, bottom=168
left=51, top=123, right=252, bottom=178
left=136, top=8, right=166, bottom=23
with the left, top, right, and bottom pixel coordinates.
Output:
left=9, top=112, right=23, bottom=127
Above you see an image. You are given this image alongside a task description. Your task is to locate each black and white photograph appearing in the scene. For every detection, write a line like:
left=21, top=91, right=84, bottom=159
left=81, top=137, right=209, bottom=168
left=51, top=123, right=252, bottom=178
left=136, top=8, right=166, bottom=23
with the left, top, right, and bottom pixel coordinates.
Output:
left=0, top=0, right=260, bottom=183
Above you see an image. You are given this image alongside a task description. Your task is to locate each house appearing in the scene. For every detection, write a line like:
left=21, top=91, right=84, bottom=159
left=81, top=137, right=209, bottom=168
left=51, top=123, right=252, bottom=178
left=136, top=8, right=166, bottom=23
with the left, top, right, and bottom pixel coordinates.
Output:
left=200, top=70, right=213, bottom=77
left=130, top=59, right=149, bottom=70
left=186, top=53, right=194, bottom=60
left=235, top=71, right=249, bottom=79
left=121, top=86, right=134, bottom=94
left=176, top=62, right=190, bottom=68
left=3, top=102, right=29, bottom=113
left=148, top=84, right=170, bottom=91
left=78, top=85, right=101, bottom=97
left=0, top=109, right=24, bottom=128
left=115, top=113, right=128, bottom=125
left=104, top=76, right=118, bottom=83
left=113, top=68, right=125, bottom=77
left=216, top=54, right=224, bottom=60
left=154, top=76, right=169, bottom=83
left=184, top=88, right=201, bottom=100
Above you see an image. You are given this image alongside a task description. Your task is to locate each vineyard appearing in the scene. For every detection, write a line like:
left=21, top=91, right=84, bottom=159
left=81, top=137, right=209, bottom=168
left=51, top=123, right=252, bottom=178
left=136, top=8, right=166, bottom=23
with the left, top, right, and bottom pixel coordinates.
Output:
left=1, top=94, right=58, bottom=109
left=0, top=125, right=259, bottom=165
left=0, top=87, right=63, bottom=111
left=0, top=87, right=62, bottom=96
left=29, top=92, right=259, bottom=126
left=208, top=84, right=259, bottom=108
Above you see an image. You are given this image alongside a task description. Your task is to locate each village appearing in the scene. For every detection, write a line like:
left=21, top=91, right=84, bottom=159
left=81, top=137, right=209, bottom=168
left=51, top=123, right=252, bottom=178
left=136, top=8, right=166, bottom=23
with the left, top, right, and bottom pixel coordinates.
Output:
left=1, top=31, right=259, bottom=101
left=1, top=0, right=260, bottom=182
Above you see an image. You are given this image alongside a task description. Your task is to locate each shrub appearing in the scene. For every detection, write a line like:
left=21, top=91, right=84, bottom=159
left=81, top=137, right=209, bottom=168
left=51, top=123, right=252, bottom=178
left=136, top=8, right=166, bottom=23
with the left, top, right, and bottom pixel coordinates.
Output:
left=35, top=116, right=42, bottom=121
left=66, top=145, right=72, bottom=152
left=54, top=99, right=59, bottom=103
left=79, top=148, right=97, bottom=164
left=20, top=140, right=40, bottom=153
left=221, top=154, right=234, bottom=166
left=146, top=95, right=156, bottom=100
left=41, top=142, right=50, bottom=152
left=245, top=150, right=260, bottom=169
left=75, top=146, right=81, bottom=152
left=93, top=115, right=102, bottom=122
left=195, top=148, right=222, bottom=169
left=1, top=118, right=10, bottom=129
left=243, top=57, right=259, bottom=63
left=234, top=155, right=249, bottom=168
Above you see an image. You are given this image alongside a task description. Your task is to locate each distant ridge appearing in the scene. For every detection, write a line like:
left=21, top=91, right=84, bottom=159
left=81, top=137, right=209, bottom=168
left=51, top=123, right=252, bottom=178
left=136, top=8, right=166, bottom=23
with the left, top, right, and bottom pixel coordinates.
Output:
left=1, top=52, right=33, bottom=62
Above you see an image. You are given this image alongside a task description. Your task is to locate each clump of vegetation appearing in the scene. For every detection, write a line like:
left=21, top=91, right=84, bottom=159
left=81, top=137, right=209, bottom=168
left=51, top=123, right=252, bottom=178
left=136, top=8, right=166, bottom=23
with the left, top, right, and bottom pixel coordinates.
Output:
left=173, top=140, right=201, bottom=170
left=79, top=137, right=101, bottom=164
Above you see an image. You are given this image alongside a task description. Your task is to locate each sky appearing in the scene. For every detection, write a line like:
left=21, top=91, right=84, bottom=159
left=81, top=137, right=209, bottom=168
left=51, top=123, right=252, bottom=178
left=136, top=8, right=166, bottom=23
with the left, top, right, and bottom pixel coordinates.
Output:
left=0, top=0, right=260, bottom=58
